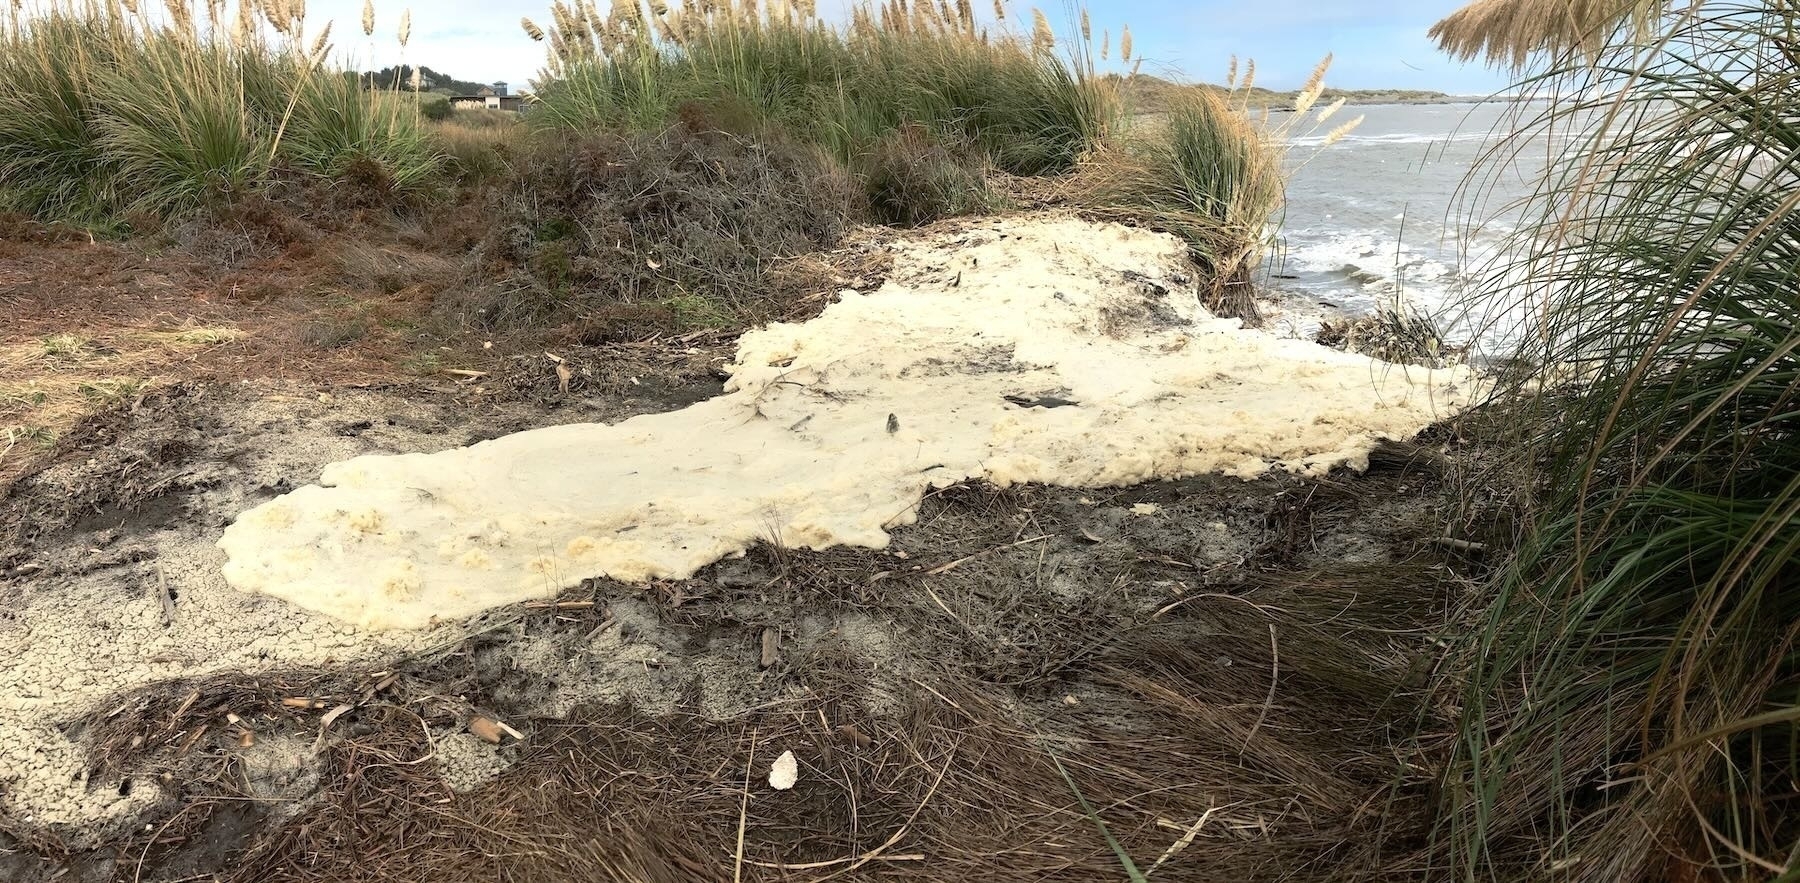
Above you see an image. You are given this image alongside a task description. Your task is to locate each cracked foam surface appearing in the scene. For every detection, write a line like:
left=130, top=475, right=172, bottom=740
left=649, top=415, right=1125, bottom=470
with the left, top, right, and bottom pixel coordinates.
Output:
left=219, top=216, right=1475, bottom=631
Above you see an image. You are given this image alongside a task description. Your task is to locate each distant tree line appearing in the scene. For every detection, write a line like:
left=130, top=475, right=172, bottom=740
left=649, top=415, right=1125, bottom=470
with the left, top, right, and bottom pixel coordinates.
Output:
left=359, top=65, right=494, bottom=95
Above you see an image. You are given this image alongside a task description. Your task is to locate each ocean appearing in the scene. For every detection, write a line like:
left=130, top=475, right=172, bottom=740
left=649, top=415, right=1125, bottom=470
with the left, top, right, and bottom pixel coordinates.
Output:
left=1264, top=101, right=1547, bottom=354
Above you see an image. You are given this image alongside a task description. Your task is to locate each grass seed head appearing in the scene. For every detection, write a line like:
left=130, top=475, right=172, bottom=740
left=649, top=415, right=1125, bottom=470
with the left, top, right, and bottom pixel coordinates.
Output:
left=1031, top=7, right=1052, bottom=52
left=361, top=0, right=373, bottom=35
left=309, top=19, right=331, bottom=60
left=1294, top=53, right=1331, bottom=114
left=1321, top=114, right=1363, bottom=146
left=522, top=15, right=544, bottom=40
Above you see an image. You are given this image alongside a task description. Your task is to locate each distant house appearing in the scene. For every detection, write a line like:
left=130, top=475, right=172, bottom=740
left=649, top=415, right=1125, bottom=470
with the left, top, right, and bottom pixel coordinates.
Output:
left=450, top=82, right=525, bottom=112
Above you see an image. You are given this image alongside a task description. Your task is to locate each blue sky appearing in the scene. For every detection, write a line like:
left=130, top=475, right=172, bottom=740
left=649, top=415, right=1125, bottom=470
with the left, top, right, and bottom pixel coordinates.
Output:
left=301, top=0, right=1508, bottom=95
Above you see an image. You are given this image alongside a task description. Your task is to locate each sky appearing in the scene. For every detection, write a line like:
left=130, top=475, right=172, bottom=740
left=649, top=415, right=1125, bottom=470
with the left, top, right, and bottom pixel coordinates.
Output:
left=299, top=0, right=1509, bottom=96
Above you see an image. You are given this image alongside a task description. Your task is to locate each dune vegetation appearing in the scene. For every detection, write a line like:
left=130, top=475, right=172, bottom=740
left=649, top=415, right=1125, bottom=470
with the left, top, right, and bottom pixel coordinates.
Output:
left=1432, top=0, right=1800, bottom=878
left=0, top=0, right=438, bottom=226
left=0, top=0, right=1363, bottom=325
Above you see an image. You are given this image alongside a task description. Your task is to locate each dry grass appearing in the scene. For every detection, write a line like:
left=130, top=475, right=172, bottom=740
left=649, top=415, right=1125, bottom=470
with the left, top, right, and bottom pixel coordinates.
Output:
left=1429, top=0, right=1667, bottom=69
left=48, top=457, right=1490, bottom=882
left=0, top=325, right=243, bottom=484
left=190, top=572, right=1458, bottom=882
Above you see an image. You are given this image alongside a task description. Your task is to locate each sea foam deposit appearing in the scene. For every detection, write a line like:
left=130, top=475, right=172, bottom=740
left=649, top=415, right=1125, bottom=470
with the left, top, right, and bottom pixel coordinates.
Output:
left=219, top=216, right=1475, bottom=630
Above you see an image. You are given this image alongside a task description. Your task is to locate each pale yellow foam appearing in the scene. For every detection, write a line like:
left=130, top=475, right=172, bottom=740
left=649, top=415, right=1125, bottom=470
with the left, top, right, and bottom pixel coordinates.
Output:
left=219, top=216, right=1475, bottom=629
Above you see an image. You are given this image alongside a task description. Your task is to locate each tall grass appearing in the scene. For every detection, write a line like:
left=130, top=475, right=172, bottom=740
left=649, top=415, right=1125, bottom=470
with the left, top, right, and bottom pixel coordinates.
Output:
left=524, top=0, right=1335, bottom=310
left=1083, top=62, right=1358, bottom=320
left=524, top=0, right=1118, bottom=180
left=0, top=0, right=438, bottom=225
left=1434, top=1, right=1800, bottom=878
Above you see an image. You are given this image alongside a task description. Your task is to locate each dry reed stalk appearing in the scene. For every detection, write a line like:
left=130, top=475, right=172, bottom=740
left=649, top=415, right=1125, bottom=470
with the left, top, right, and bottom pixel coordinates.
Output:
left=1293, top=53, right=1331, bottom=114
left=1321, top=115, right=1363, bottom=146
left=1430, top=0, right=1664, bottom=69
left=308, top=19, right=330, bottom=61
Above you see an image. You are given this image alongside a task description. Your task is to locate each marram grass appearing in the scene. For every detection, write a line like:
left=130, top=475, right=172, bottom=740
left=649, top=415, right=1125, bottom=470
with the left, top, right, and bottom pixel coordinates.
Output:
left=1436, top=0, right=1800, bottom=878
left=524, top=0, right=1117, bottom=178
left=0, top=0, right=438, bottom=225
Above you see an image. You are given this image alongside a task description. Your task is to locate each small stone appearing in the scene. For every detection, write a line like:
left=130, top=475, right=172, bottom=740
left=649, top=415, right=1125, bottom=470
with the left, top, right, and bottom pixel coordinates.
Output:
left=768, top=750, right=798, bottom=791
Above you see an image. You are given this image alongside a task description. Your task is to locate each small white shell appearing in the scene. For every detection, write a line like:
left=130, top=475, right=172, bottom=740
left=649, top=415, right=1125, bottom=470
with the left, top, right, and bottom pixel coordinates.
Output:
left=768, top=750, right=798, bottom=791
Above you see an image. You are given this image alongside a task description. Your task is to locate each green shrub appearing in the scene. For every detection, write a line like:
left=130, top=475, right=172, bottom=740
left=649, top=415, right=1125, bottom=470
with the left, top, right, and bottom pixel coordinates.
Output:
left=462, top=126, right=858, bottom=331
left=418, top=93, right=454, bottom=122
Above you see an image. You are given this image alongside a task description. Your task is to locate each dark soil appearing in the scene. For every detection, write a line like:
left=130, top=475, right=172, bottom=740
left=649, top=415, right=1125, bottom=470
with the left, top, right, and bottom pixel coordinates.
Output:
left=0, top=365, right=1488, bottom=882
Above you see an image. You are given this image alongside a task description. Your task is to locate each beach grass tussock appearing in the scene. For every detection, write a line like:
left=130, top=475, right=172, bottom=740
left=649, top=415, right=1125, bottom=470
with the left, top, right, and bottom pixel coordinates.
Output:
left=1080, top=56, right=1359, bottom=323
left=525, top=0, right=1118, bottom=183
left=0, top=0, right=438, bottom=226
left=1435, top=0, right=1800, bottom=878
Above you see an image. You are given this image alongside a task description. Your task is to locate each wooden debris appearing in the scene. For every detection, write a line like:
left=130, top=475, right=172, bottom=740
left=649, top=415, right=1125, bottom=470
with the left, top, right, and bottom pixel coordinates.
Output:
left=583, top=614, right=619, bottom=642
left=170, top=690, right=200, bottom=722
left=469, top=716, right=505, bottom=744
left=311, top=704, right=354, bottom=752
left=157, top=564, right=176, bottom=627
left=1431, top=536, right=1489, bottom=554
left=319, top=705, right=352, bottom=730
left=281, top=697, right=328, bottom=710
left=926, top=535, right=1051, bottom=575
left=759, top=628, right=780, bottom=669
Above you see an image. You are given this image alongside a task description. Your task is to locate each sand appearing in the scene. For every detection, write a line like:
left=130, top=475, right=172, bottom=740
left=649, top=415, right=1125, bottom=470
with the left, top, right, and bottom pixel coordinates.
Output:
left=219, top=216, right=1474, bottom=630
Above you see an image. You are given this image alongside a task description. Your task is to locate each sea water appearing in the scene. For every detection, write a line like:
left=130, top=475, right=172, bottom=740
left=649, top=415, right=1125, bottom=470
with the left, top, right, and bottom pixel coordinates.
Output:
left=1267, top=101, right=1555, bottom=356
